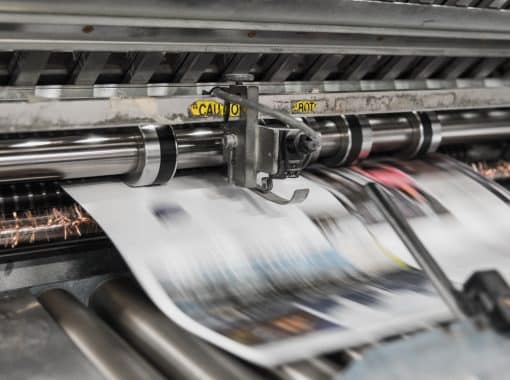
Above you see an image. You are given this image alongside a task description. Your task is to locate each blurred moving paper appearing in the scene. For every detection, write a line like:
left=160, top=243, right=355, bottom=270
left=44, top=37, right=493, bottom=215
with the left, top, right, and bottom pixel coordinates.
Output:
left=328, top=156, right=510, bottom=284
left=63, top=156, right=510, bottom=366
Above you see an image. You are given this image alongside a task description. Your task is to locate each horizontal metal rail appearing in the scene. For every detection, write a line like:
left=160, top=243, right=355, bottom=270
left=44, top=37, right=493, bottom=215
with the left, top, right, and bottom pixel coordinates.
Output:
left=0, top=87, right=509, bottom=132
left=0, top=1, right=509, bottom=56
left=0, top=0, right=510, bottom=40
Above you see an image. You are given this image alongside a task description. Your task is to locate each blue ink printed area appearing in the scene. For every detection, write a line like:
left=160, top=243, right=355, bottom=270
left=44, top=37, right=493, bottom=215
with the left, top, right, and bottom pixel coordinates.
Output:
left=152, top=203, right=191, bottom=223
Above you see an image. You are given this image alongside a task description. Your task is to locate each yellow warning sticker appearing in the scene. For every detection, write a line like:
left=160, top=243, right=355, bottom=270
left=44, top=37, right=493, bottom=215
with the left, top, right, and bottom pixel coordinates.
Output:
left=189, top=100, right=241, bottom=118
left=291, top=100, right=317, bottom=114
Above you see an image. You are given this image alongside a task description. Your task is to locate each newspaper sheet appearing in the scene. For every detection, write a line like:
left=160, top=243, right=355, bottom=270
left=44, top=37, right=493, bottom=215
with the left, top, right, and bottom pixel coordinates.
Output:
left=63, top=156, right=510, bottom=366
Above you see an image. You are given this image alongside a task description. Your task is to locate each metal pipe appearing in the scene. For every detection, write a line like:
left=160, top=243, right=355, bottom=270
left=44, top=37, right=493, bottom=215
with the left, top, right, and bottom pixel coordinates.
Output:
left=369, top=114, right=416, bottom=153
left=0, top=109, right=507, bottom=185
left=314, top=119, right=346, bottom=158
left=0, top=125, right=225, bottom=183
left=174, top=125, right=224, bottom=169
left=440, top=109, right=510, bottom=145
left=0, top=128, right=142, bottom=183
left=38, top=288, right=165, bottom=380
left=90, top=278, right=264, bottom=380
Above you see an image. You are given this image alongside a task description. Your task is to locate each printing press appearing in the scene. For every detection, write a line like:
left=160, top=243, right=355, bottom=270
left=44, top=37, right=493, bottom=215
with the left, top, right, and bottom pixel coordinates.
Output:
left=4, top=1, right=510, bottom=379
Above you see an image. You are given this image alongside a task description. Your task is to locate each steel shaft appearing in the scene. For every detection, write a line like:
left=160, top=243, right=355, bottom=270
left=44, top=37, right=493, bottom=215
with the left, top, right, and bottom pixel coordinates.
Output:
left=0, top=109, right=507, bottom=184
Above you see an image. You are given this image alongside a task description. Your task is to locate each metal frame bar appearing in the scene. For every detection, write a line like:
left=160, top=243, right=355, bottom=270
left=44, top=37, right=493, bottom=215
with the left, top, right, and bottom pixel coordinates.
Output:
left=0, top=0, right=509, bottom=40
left=0, top=86, right=507, bottom=131
left=2, top=26, right=510, bottom=56
left=68, top=52, right=110, bottom=85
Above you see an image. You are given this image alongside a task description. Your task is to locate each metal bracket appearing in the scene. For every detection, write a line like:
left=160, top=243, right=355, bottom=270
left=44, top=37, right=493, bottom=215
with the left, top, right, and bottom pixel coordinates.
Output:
left=213, top=85, right=315, bottom=204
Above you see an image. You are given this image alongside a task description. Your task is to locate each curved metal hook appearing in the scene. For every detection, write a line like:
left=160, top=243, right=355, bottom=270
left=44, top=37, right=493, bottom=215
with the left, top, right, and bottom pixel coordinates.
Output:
left=253, top=188, right=309, bottom=205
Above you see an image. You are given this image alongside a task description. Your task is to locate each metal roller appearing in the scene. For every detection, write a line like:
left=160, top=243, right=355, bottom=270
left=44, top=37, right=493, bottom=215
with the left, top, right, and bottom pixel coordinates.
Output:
left=0, top=109, right=507, bottom=185
left=319, top=109, right=510, bottom=164
left=276, top=359, right=341, bottom=380
left=0, top=124, right=178, bottom=187
left=439, top=109, right=510, bottom=145
left=38, top=288, right=165, bottom=380
left=0, top=127, right=142, bottom=183
left=89, top=278, right=265, bottom=380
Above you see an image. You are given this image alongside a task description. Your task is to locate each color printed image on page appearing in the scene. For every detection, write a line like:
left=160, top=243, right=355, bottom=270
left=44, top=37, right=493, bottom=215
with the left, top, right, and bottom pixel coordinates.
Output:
left=340, top=156, right=510, bottom=285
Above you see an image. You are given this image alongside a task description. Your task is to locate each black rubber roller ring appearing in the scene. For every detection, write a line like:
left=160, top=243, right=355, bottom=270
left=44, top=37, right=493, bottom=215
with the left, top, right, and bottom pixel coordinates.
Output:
left=344, top=115, right=363, bottom=165
left=416, top=112, right=433, bottom=157
left=153, top=125, right=178, bottom=185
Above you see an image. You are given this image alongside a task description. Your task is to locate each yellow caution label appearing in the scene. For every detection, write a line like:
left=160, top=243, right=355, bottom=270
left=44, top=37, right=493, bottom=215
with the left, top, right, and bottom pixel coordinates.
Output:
left=189, top=100, right=241, bottom=117
left=291, top=100, right=317, bottom=114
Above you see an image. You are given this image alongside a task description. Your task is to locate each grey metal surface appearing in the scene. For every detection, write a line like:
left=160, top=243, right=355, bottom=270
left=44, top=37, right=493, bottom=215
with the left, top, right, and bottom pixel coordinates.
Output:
left=0, top=123, right=218, bottom=184
left=0, top=50, right=505, bottom=89
left=0, top=0, right=509, bottom=40
left=355, top=0, right=510, bottom=9
left=212, top=87, right=321, bottom=147
left=0, top=80, right=507, bottom=102
left=0, top=86, right=508, bottom=131
left=8, top=51, right=50, bottom=86
left=369, top=114, right=416, bottom=153
left=440, top=109, right=510, bottom=144
left=469, top=57, right=506, bottom=78
left=0, top=240, right=126, bottom=293
left=3, top=27, right=510, bottom=56
left=90, top=278, right=264, bottom=380
left=123, top=52, right=164, bottom=85
left=0, top=128, right=141, bottom=183
left=277, top=359, right=340, bottom=380
left=443, top=58, right=481, bottom=79
left=38, top=288, right=165, bottom=380
left=69, top=52, right=110, bottom=85
left=174, top=124, right=224, bottom=169
left=0, top=290, right=104, bottom=380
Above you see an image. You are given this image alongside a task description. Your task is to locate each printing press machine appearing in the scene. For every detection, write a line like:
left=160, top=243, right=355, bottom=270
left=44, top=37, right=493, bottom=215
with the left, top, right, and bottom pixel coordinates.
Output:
left=4, top=0, right=510, bottom=379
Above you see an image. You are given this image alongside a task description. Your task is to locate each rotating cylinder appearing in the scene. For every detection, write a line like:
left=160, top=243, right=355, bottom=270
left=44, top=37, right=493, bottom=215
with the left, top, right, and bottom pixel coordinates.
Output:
left=124, top=124, right=178, bottom=187
left=317, top=109, right=509, bottom=167
left=90, top=278, right=264, bottom=380
left=0, top=124, right=179, bottom=187
left=38, top=288, right=165, bottom=380
left=0, top=108, right=506, bottom=184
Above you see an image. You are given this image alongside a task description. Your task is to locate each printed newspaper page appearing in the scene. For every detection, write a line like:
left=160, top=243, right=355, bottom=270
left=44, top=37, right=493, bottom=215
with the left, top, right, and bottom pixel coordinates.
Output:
left=62, top=159, right=509, bottom=366
left=336, top=156, right=510, bottom=284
